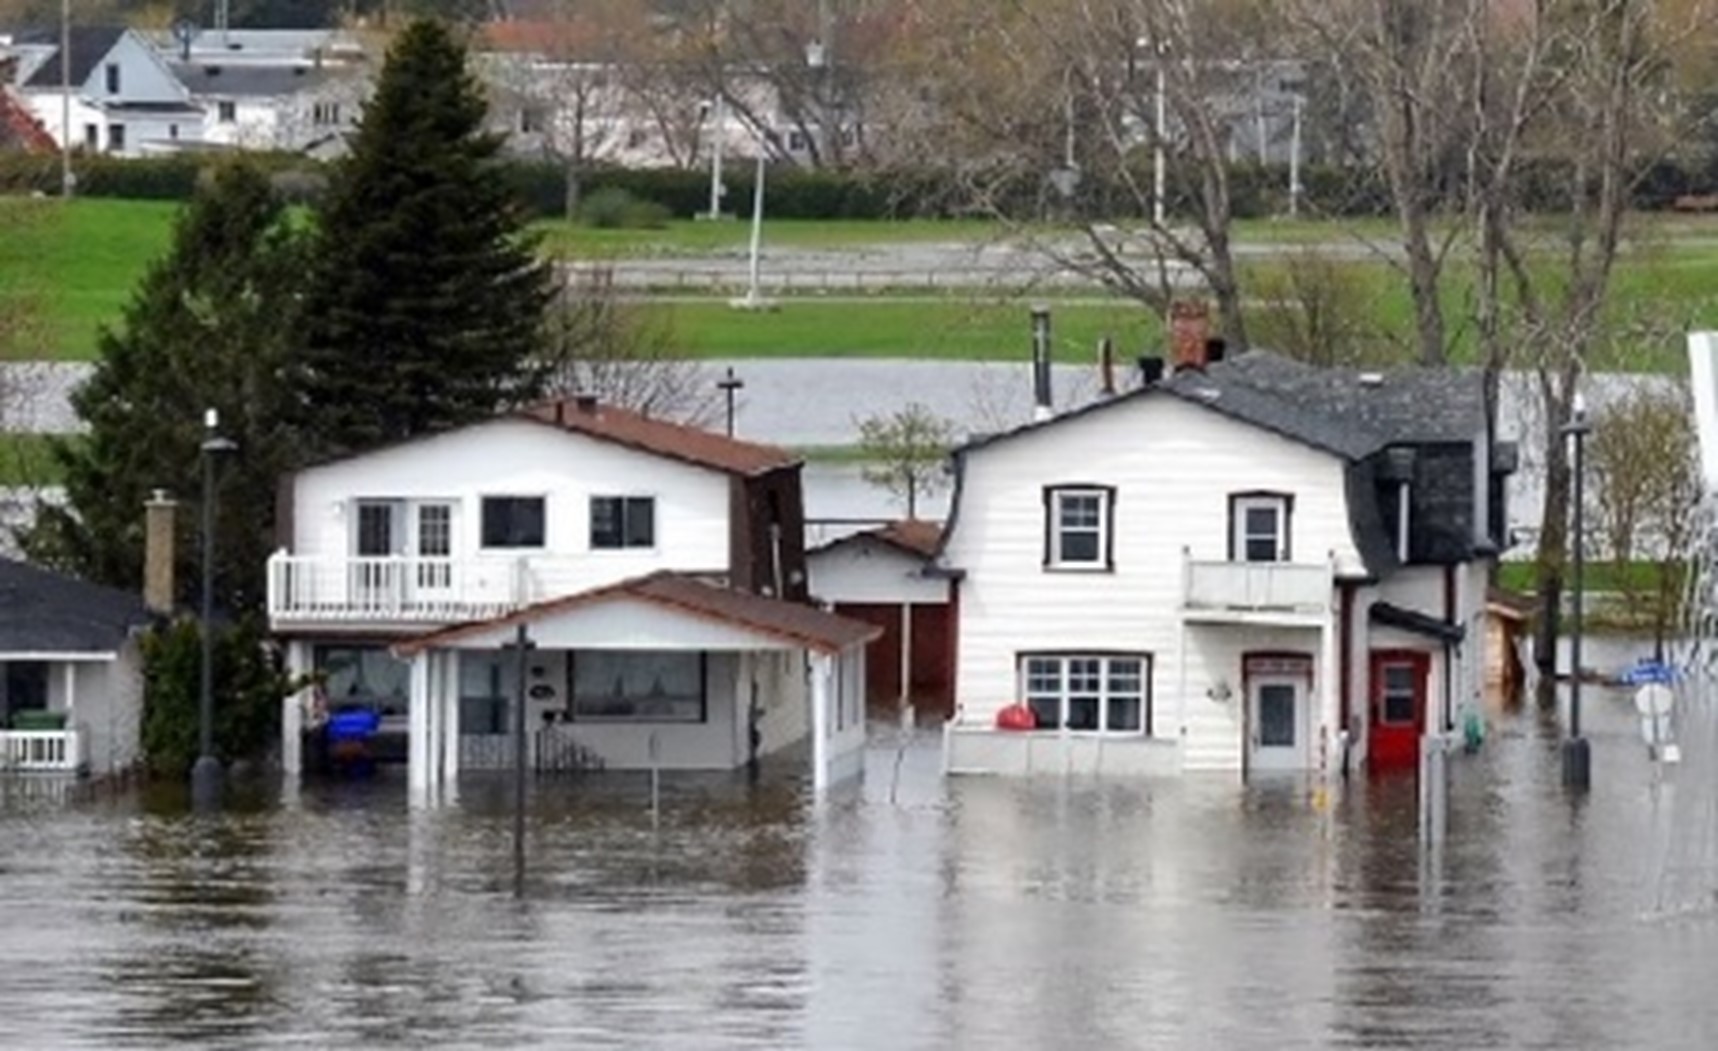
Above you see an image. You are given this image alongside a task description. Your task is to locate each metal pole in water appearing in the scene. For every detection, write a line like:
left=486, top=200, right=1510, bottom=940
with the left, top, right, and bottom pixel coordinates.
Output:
left=1563, top=394, right=1593, bottom=791
left=512, top=623, right=532, bottom=898
left=649, top=731, right=661, bottom=831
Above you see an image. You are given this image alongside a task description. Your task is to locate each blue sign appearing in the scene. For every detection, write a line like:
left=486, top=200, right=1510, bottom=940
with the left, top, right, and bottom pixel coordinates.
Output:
left=1621, top=660, right=1678, bottom=686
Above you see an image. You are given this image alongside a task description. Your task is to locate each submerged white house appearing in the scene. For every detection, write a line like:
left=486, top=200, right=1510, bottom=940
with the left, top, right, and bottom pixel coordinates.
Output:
left=265, top=396, right=878, bottom=799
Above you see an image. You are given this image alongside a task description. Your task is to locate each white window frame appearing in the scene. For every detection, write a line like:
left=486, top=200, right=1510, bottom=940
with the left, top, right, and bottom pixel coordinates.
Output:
left=1232, top=494, right=1289, bottom=563
left=479, top=494, right=548, bottom=550
left=1047, top=487, right=1110, bottom=569
left=1019, top=654, right=1149, bottom=735
left=588, top=494, right=656, bottom=551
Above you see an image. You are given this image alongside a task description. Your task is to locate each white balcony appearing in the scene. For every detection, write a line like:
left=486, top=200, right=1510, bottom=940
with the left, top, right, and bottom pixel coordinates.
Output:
left=1182, top=556, right=1332, bottom=622
left=267, top=553, right=593, bottom=625
left=0, top=728, right=84, bottom=774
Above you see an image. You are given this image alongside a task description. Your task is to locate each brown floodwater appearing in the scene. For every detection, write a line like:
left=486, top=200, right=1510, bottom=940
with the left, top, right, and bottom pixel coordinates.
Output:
left=2, top=678, right=1716, bottom=1049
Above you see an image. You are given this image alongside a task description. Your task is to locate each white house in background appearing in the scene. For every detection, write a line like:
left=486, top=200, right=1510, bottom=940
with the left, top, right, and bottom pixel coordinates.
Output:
left=0, top=556, right=156, bottom=778
left=807, top=520, right=955, bottom=722
left=266, top=396, right=878, bottom=799
left=934, top=335, right=1516, bottom=779
left=171, top=60, right=366, bottom=153
left=5, top=26, right=205, bottom=155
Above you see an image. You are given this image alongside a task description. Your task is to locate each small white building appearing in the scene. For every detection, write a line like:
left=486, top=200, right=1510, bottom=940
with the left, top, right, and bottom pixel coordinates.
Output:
left=935, top=343, right=1514, bottom=779
left=266, top=396, right=878, bottom=799
left=7, top=26, right=205, bottom=155
left=0, top=556, right=154, bottom=778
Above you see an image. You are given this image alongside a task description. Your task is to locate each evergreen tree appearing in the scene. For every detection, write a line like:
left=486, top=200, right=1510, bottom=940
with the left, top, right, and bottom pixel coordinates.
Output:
left=23, top=162, right=304, bottom=616
left=295, top=18, right=552, bottom=457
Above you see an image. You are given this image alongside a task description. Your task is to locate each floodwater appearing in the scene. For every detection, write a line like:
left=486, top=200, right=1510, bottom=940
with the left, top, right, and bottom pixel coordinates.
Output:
left=3, top=689, right=1718, bottom=1049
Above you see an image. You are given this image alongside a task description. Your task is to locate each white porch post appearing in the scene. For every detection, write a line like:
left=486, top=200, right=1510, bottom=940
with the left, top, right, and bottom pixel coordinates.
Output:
left=809, top=651, right=832, bottom=793
left=425, top=649, right=442, bottom=795
left=441, top=650, right=461, bottom=792
left=408, top=651, right=432, bottom=801
left=1319, top=612, right=1339, bottom=778
left=63, top=662, right=80, bottom=771
left=281, top=640, right=309, bottom=778
left=898, top=602, right=912, bottom=715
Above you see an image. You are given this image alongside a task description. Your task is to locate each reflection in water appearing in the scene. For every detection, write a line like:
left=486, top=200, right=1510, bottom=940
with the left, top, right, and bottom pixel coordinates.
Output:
left=2, top=697, right=1717, bottom=1050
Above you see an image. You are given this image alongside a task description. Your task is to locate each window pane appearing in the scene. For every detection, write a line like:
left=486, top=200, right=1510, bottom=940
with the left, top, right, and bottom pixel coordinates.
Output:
left=1066, top=696, right=1100, bottom=730
left=1244, top=506, right=1278, bottom=536
left=1059, top=494, right=1101, bottom=528
left=590, top=497, right=621, bottom=548
left=1258, top=685, right=1297, bottom=746
left=1059, top=531, right=1101, bottom=564
left=573, top=652, right=703, bottom=722
left=1383, top=665, right=1416, bottom=693
left=1244, top=537, right=1279, bottom=563
left=483, top=497, right=544, bottom=547
left=1107, top=696, right=1142, bottom=732
left=1026, top=696, right=1061, bottom=729
left=624, top=497, right=655, bottom=547
left=1383, top=692, right=1417, bottom=725
left=1026, top=659, right=1061, bottom=694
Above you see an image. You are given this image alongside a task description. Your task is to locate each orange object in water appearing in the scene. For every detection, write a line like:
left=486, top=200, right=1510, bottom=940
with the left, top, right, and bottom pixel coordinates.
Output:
left=995, top=703, right=1037, bottom=731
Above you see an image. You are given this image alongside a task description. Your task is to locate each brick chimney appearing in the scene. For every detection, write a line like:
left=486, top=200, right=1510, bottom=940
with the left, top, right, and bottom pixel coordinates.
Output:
left=1169, top=300, right=1213, bottom=373
left=143, top=490, right=177, bottom=614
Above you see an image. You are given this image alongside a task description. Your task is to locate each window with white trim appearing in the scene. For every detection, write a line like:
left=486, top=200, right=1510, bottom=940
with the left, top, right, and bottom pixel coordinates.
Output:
left=1231, top=493, right=1290, bottom=563
left=1046, top=486, right=1111, bottom=569
left=1379, top=662, right=1417, bottom=725
left=590, top=495, right=655, bottom=549
left=481, top=496, right=546, bottom=548
left=572, top=651, right=705, bottom=722
left=1021, top=654, right=1149, bottom=733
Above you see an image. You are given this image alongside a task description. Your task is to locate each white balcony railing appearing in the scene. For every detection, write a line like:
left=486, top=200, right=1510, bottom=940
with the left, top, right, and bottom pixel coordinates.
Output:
left=1183, top=555, right=1332, bottom=615
left=268, top=553, right=588, bottom=623
left=0, top=729, right=84, bottom=773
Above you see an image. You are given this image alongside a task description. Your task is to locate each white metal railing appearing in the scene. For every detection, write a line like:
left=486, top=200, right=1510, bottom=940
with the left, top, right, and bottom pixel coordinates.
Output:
left=1183, top=555, right=1332, bottom=614
left=0, top=729, right=84, bottom=773
left=266, top=552, right=606, bottom=623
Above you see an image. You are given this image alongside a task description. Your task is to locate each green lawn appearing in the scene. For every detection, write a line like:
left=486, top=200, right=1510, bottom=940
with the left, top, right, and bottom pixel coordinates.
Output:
left=9, top=195, right=1718, bottom=365
left=0, top=432, right=70, bottom=486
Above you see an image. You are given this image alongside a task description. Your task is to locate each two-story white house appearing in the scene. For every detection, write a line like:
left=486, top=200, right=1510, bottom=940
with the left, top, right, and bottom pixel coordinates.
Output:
left=266, top=396, right=877, bottom=799
left=935, top=342, right=1514, bottom=780
left=6, top=26, right=205, bottom=155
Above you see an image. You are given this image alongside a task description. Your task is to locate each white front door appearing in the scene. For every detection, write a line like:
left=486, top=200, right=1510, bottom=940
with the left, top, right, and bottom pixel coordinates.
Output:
left=1249, top=675, right=1309, bottom=772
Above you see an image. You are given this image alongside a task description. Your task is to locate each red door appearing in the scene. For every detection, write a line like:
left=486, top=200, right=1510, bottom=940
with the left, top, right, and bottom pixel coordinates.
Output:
left=1368, top=650, right=1430, bottom=769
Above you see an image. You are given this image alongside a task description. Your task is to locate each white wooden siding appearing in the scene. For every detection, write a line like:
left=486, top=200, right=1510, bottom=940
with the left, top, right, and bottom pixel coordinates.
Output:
left=942, top=394, right=1359, bottom=771
left=289, top=418, right=732, bottom=590
left=808, top=539, right=948, bottom=606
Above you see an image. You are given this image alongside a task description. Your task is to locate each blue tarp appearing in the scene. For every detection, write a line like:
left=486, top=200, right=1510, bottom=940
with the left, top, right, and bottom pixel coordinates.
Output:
left=327, top=707, right=381, bottom=742
left=1620, top=660, right=1678, bottom=686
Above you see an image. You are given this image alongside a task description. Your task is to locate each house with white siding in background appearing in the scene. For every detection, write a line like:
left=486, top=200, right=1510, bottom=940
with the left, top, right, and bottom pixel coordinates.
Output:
left=265, top=395, right=877, bottom=801
left=935, top=314, right=1516, bottom=779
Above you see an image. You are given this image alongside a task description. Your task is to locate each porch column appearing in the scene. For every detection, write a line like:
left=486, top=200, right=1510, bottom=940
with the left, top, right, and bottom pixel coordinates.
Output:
left=1320, top=612, right=1339, bottom=779
left=440, top=650, right=461, bottom=792
left=63, top=663, right=80, bottom=771
left=898, top=603, right=913, bottom=715
left=281, top=640, right=309, bottom=778
left=408, top=651, right=432, bottom=801
left=425, top=649, right=442, bottom=795
left=809, top=652, right=832, bottom=793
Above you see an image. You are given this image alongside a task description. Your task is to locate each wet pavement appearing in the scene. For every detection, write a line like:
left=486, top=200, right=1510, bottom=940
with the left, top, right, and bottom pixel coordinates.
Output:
left=2, top=686, right=1717, bottom=1049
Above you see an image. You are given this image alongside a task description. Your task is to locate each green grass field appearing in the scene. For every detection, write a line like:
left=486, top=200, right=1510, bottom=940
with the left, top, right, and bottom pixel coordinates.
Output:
left=8, top=196, right=1718, bottom=365
left=0, top=432, right=70, bottom=486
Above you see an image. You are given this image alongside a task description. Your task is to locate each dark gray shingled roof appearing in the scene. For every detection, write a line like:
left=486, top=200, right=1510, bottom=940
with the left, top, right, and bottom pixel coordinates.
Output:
left=170, top=62, right=333, bottom=98
left=16, top=26, right=126, bottom=89
left=0, top=558, right=154, bottom=654
left=1161, top=352, right=1486, bottom=459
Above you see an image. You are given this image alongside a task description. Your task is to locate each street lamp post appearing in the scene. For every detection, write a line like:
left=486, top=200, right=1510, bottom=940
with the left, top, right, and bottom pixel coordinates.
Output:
left=1563, top=392, right=1592, bottom=791
left=192, top=408, right=237, bottom=808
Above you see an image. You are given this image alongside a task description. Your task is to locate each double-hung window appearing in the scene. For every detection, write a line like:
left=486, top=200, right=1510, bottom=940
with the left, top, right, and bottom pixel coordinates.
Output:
left=1229, top=492, right=1292, bottom=563
left=481, top=496, right=546, bottom=548
left=1022, top=654, right=1149, bottom=733
left=1045, top=486, right=1113, bottom=570
left=590, top=496, right=655, bottom=550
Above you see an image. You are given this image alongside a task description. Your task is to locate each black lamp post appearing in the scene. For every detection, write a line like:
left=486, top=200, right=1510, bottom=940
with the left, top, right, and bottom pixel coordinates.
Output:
left=1562, top=392, right=1592, bottom=791
left=191, top=408, right=237, bottom=808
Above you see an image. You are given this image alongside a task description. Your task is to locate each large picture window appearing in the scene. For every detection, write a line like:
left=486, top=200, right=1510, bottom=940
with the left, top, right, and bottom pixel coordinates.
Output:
left=572, top=652, right=704, bottom=722
left=481, top=496, right=546, bottom=548
left=1044, top=486, right=1114, bottom=570
left=1021, top=653, right=1149, bottom=733
left=590, top=496, right=655, bottom=550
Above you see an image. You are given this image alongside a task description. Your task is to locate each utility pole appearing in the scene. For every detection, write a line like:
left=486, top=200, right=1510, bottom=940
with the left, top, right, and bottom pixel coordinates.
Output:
left=707, top=94, right=725, bottom=220
left=509, top=623, right=535, bottom=897
left=717, top=367, right=745, bottom=436
left=59, top=0, right=72, bottom=196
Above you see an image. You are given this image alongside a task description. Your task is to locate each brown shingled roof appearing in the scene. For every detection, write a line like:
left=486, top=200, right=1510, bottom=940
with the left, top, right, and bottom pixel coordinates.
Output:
left=813, top=520, right=944, bottom=559
left=520, top=397, right=799, bottom=477
left=395, top=571, right=881, bottom=657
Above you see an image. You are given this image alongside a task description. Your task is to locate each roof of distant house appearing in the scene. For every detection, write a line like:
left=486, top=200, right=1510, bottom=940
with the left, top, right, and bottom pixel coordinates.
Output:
left=395, top=570, right=881, bottom=657
left=14, top=26, right=126, bottom=88
left=519, top=397, right=801, bottom=477
left=812, top=519, right=944, bottom=559
left=0, top=557, right=154, bottom=655
left=171, top=61, right=335, bottom=98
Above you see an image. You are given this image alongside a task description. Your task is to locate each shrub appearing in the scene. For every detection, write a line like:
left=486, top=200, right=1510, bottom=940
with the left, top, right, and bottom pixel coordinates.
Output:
left=578, top=186, right=670, bottom=229
left=140, top=616, right=301, bottom=777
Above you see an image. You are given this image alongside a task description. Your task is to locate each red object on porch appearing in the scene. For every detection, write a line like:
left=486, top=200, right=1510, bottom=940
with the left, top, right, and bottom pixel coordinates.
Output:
left=1369, top=650, right=1431, bottom=768
left=995, top=703, right=1037, bottom=731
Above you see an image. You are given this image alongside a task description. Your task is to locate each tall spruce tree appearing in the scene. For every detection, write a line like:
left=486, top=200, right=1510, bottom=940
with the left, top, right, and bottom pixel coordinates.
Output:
left=23, top=162, right=303, bottom=615
left=295, top=18, right=552, bottom=457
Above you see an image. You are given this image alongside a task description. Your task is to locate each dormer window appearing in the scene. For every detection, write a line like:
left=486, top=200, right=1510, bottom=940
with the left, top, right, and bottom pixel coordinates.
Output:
left=1229, top=492, right=1292, bottom=563
left=1044, top=485, right=1114, bottom=570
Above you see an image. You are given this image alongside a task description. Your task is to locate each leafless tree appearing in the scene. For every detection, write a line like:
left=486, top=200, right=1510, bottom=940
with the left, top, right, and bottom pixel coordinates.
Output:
left=542, top=267, right=719, bottom=427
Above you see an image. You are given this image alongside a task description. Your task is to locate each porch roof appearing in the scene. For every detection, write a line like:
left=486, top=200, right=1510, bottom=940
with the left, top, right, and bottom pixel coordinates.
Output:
left=1369, top=601, right=1465, bottom=644
left=393, top=571, right=882, bottom=657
